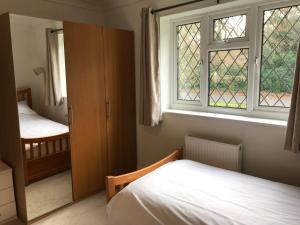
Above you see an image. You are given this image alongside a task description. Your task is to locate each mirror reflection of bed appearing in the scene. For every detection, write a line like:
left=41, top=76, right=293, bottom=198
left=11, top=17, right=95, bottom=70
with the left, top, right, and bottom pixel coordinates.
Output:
left=11, top=14, right=72, bottom=221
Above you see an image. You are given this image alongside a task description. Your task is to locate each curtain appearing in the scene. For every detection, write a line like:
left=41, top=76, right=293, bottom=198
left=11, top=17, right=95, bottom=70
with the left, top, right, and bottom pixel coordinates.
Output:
left=45, top=28, right=62, bottom=106
left=284, top=45, right=300, bottom=153
left=139, top=8, right=161, bottom=127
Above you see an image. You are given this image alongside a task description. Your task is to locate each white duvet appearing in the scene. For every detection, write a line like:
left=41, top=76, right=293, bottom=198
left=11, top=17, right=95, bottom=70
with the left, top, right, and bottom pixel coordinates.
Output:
left=19, top=113, right=69, bottom=139
left=18, top=101, right=69, bottom=139
left=107, top=160, right=300, bottom=225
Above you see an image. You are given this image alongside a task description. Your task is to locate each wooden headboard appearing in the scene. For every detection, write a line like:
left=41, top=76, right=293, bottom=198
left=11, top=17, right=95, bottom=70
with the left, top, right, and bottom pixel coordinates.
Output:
left=17, top=88, right=32, bottom=108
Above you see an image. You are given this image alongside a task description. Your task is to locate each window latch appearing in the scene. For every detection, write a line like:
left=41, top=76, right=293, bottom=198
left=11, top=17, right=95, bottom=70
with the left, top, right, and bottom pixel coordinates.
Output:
left=255, top=56, right=259, bottom=66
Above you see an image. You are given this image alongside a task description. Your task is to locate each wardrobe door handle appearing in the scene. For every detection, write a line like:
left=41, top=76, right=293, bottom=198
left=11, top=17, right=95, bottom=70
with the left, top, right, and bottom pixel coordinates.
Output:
left=106, top=101, right=111, bottom=119
left=68, top=106, right=74, bottom=126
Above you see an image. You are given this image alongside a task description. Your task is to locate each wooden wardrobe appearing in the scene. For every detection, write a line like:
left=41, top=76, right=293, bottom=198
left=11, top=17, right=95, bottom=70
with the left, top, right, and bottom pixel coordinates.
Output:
left=63, top=22, right=137, bottom=200
left=0, top=13, right=137, bottom=223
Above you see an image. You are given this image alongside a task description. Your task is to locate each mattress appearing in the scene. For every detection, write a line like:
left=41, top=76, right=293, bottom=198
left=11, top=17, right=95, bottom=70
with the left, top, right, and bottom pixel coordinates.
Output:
left=107, top=160, right=300, bottom=225
left=19, top=113, right=69, bottom=139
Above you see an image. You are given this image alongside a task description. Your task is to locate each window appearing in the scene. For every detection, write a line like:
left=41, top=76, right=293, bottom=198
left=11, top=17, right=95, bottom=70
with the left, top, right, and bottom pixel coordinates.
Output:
left=209, top=49, right=249, bottom=109
left=213, top=14, right=247, bottom=41
left=58, top=33, right=67, bottom=98
left=177, top=22, right=202, bottom=101
left=259, top=5, right=300, bottom=108
left=167, top=1, right=300, bottom=120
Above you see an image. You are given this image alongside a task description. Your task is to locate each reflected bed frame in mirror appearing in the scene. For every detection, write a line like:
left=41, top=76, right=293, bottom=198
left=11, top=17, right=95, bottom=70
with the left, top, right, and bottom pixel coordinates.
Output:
left=17, top=88, right=71, bottom=185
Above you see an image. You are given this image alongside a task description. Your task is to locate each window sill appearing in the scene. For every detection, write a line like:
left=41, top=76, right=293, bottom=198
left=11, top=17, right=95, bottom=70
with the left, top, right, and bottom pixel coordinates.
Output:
left=163, top=109, right=287, bottom=127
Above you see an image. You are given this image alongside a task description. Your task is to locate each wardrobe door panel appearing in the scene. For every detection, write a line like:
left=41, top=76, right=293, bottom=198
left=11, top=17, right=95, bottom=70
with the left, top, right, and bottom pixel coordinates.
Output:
left=63, top=22, right=107, bottom=200
left=103, top=28, right=137, bottom=175
left=0, top=13, right=27, bottom=222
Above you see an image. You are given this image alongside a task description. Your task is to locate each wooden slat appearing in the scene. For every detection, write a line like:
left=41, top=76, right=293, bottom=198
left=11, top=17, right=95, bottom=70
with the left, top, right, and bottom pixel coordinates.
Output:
left=66, top=136, right=70, bottom=152
left=22, top=143, right=27, bottom=159
left=53, top=140, right=57, bottom=154
left=46, top=141, right=49, bottom=155
left=38, top=143, right=42, bottom=158
left=22, top=142, right=28, bottom=187
left=59, top=138, right=63, bottom=152
left=30, top=143, right=34, bottom=160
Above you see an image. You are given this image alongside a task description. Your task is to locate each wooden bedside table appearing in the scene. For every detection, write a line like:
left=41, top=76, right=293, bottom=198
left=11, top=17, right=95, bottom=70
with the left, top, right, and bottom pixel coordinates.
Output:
left=0, top=161, right=17, bottom=224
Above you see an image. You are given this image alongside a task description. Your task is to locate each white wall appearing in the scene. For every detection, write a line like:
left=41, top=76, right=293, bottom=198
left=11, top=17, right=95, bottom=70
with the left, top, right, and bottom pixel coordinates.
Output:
left=0, top=0, right=104, bottom=25
left=10, top=14, right=68, bottom=124
left=103, top=0, right=300, bottom=187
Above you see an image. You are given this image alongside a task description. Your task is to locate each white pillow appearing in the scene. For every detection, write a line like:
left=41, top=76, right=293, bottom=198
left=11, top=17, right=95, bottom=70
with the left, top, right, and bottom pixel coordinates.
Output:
left=17, top=101, right=37, bottom=115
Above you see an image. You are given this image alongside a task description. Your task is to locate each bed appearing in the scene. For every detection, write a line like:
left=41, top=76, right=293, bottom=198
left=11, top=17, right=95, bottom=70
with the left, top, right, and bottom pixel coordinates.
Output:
left=106, top=149, right=300, bottom=225
left=17, top=88, right=71, bottom=185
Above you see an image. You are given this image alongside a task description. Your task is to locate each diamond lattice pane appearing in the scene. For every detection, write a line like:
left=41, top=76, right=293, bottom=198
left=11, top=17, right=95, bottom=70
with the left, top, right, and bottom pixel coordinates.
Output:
left=260, top=6, right=300, bottom=108
left=177, top=22, right=201, bottom=101
left=214, top=14, right=247, bottom=41
left=209, top=49, right=249, bottom=109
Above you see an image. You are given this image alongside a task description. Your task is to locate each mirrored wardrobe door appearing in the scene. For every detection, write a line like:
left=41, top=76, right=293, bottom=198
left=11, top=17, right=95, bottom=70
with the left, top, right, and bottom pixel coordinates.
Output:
left=10, top=14, right=73, bottom=222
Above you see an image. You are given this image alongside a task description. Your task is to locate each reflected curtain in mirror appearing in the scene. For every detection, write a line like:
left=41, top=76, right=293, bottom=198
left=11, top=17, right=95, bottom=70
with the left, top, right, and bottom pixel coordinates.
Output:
left=45, top=28, right=62, bottom=106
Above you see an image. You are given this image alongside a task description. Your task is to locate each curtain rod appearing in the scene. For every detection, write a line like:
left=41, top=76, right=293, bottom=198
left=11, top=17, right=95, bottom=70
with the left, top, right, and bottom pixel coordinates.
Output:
left=51, top=28, right=63, bottom=33
left=151, top=0, right=220, bottom=14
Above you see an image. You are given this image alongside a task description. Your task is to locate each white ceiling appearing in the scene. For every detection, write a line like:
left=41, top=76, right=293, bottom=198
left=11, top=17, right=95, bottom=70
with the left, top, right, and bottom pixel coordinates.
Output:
left=44, top=0, right=142, bottom=11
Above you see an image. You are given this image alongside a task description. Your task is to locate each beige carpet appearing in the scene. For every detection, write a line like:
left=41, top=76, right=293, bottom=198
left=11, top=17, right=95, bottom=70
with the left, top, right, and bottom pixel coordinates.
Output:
left=32, top=192, right=108, bottom=225
left=3, top=219, right=24, bottom=225
left=26, top=171, right=73, bottom=221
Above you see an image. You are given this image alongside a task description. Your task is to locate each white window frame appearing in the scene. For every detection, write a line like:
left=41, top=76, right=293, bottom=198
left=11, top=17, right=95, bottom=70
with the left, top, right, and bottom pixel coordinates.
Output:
left=168, top=0, right=300, bottom=121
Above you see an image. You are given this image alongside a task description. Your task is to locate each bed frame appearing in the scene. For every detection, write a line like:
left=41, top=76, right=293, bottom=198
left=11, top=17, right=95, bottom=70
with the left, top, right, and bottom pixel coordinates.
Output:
left=17, top=88, right=71, bottom=185
left=106, top=149, right=183, bottom=202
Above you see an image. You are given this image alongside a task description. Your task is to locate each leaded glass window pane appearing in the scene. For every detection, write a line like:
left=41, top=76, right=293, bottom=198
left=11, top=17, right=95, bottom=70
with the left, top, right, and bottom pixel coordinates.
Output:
left=177, top=22, right=201, bottom=101
left=209, top=49, right=249, bottom=109
left=259, top=5, right=300, bottom=108
left=214, top=14, right=247, bottom=41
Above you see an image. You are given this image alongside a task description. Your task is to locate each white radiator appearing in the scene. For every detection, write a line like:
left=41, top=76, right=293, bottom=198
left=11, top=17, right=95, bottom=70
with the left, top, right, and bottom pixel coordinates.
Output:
left=185, top=136, right=242, bottom=172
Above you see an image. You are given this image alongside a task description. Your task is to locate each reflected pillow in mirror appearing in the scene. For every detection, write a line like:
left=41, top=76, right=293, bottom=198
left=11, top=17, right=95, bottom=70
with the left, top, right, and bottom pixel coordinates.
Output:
left=17, top=101, right=37, bottom=115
